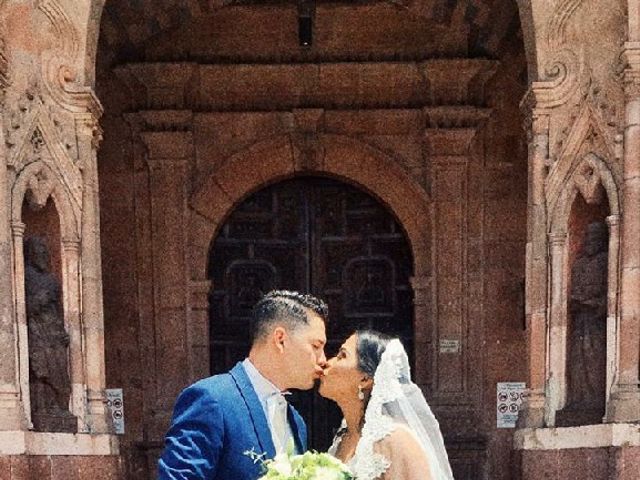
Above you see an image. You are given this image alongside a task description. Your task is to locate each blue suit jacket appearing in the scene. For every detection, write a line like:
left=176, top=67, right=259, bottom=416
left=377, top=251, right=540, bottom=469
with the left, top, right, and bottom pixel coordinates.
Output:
left=158, top=362, right=307, bottom=480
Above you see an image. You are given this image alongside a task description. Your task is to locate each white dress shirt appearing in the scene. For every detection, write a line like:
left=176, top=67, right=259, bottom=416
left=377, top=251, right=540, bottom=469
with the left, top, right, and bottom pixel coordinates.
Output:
left=242, top=358, right=295, bottom=455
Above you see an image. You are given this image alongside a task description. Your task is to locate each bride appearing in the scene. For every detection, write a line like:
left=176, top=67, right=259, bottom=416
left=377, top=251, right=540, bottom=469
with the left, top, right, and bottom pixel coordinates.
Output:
left=319, top=330, right=454, bottom=480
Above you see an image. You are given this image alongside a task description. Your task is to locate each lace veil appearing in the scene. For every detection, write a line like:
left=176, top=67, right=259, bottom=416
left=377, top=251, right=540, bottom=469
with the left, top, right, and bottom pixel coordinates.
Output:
left=347, top=339, right=455, bottom=480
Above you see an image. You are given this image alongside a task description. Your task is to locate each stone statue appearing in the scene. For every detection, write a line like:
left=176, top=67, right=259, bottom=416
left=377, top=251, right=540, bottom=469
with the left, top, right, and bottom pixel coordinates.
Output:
left=561, top=221, right=608, bottom=425
left=24, top=235, right=76, bottom=432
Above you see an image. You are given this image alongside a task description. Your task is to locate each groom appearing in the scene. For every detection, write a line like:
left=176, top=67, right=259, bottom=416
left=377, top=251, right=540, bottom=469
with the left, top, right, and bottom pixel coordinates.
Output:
left=158, top=290, right=328, bottom=479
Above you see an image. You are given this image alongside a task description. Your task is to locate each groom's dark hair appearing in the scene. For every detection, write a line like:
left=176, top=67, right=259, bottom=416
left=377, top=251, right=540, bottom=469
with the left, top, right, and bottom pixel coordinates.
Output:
left=250, top=290, right=328, bottom=344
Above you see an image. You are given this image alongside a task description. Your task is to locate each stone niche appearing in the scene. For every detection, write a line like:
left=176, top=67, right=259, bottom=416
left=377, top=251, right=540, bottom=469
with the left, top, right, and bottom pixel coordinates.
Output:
left=21, top=197, right=77, bottom=433
left=542, top=151, right=621, bottom=430
left=556, top=193, right=610, bottom=427
left=1, top=122, right=120, bottom=476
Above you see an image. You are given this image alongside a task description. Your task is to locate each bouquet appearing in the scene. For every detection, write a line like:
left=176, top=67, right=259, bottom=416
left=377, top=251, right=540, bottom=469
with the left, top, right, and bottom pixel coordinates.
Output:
left=245, top=443, right=355, bottom=480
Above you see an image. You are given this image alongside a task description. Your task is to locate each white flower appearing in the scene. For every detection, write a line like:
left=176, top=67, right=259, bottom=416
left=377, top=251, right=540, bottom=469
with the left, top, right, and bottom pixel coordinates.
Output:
left=325, top=455, right=346, bottom=469
left=314, top=466, right=343, bottom=480
left=270, top=453, right=293, bottom=477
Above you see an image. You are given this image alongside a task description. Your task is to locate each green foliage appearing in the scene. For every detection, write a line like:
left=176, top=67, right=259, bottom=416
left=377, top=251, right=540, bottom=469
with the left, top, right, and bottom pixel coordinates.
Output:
left=245, top=441, right=355, bottom=480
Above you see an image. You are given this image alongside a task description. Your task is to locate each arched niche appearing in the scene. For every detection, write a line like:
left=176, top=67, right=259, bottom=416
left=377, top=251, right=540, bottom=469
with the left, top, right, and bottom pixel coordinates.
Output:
left=545, top=153, right=620, bottom=427
left=10, top=161, right=88, bottom=432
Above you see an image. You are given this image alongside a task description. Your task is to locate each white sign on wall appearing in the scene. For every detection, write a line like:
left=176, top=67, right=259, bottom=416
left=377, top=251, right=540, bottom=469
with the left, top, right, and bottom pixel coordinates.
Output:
left=439, top=339, right=460, bottom=354
left=105, top=388, right=125, bottom=435
left=496, top=382, right=525, bottom=428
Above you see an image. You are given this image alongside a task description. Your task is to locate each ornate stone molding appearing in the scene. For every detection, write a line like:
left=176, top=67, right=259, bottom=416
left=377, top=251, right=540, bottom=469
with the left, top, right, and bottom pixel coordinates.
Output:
left=36, top=0, right=103, bottom=116
left=19, top=119, right=81, bottom=196
left=24, top=163, right=56, bottom=210
left=532, top=49, right=586, bottom=111
left=573, top=158, right=605, bottom=205
left=74, top=113, right=104, bottom=152
left=549, top=152, right=620, bottom=234
left=115, top=59, right=497, bottom=112
left=422, top=105, right=491, bottom=157
left=5, top=80, right=41, bottom=152
left=548, top=231, right=567, bottom=246
left=546, top=99, right=619, bottom=205
left=0, top=38, right=9, bottom=89
left=547, top=0, right=585, bottom=49
left=37, top=0, right=80, bottom=58
left=11, top=161, right=81, bottom=242
left=418, top=59, right=498, bottom=106
left=4, top=79, right=85, bottom=164
left=622, top=42, right=640, bottom=99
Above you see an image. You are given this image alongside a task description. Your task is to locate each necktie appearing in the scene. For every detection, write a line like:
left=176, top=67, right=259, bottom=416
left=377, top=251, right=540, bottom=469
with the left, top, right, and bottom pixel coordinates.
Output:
left=267, top=393, right=289, bottom=454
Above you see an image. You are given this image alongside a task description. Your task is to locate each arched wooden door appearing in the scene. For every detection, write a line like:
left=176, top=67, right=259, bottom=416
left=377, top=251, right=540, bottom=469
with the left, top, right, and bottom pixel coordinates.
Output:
left=208, top=176, right=414, bottom=450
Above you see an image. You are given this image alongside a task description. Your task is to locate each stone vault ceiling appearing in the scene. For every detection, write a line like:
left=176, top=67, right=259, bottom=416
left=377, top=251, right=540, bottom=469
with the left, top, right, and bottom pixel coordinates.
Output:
left=98, top=0, right=523, bottom=67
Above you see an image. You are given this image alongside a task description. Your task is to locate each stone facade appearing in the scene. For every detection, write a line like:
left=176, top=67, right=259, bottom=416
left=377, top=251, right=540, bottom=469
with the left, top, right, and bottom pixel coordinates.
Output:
left=0, top=1, right=639, bottom=480
left=0, top=0, right=120, bottom=478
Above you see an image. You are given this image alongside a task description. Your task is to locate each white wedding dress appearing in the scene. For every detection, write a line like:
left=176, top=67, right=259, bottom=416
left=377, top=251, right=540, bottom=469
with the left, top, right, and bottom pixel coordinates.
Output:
left=328, top=340, right=454, bottom=480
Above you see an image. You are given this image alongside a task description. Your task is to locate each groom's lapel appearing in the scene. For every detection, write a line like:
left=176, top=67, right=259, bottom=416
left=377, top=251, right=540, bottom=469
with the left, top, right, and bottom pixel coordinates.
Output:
left=288, top=405, right=307, bottom=453
left=229, top=362, right=276, bottom=458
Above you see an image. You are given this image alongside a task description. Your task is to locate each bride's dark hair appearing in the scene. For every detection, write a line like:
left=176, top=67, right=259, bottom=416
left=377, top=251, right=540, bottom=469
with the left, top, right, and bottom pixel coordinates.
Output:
left=355, top=330, right=393, bottom=378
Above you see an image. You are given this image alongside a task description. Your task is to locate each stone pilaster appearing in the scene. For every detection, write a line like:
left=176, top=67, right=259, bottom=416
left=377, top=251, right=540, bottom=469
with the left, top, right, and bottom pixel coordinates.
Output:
left=606, top=44, right=640, bottom=422
left=423, top=106, right=488, bottom=410
left=410, top=275, right=434, bottom=389
left=140, top=126, right=193, bottom=439
left=545, top=231, right=568, bottom=427
left=605, top=214, right=620, bottom=410
left=188, top=280, right=212, bottom=383
left=0, top=59, right=25, bottom=429
left=75, top=113, right=111, bottom=433
left=517, top=91, right=550, bottom=428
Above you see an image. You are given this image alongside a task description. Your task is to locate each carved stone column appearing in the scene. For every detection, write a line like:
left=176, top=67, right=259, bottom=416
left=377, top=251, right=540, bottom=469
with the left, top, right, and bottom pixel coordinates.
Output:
left=423, top=106, right=490, bottom=412
left=518, top=94, right=550, bottom=428
left=76, top=113, right=111, bottom=433
left=410, top=275, right=433, bottom=389
left=0, top=68, right=24, bottom=430
left=605, top=214, right=620, bottom=410
left=10, top=221, right=29, bottom=423
left=607, top=44, right=640, bottom=422
left=60, top=238, right=87, bottom=432
left=140, top=127, right=193, bottom=439
left=545, top=231, right=568, bottom=426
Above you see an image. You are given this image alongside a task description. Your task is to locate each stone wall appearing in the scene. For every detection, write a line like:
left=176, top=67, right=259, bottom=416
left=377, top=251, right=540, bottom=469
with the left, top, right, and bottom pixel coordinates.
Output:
left=0, top=0, right=119, bottom=477
left=1, top=1, right=639, bottom=479
left=97, top=3, right=529, bottom=477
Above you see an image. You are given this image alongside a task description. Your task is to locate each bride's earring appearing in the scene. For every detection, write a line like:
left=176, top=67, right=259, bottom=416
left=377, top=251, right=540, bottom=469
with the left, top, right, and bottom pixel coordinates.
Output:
left=357, top=385, right=365, bottom=400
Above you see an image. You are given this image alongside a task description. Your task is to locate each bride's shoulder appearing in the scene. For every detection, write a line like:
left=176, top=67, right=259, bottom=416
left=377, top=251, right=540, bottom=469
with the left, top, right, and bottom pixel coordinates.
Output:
left=375, top=423, right=423, bottom=454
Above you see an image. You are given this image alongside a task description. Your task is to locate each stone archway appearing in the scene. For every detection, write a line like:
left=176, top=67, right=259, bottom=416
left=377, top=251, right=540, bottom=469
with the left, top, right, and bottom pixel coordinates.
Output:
left=206, top=174, right=417, bottom=450
left=187, top=133, right=433, bottom=385
left=189, top=134, right=432, bottom=279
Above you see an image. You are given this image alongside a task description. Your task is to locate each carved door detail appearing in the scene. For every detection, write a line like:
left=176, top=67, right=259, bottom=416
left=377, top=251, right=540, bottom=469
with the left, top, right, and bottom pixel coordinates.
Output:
left=209, top=176, right=414, bottom=450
